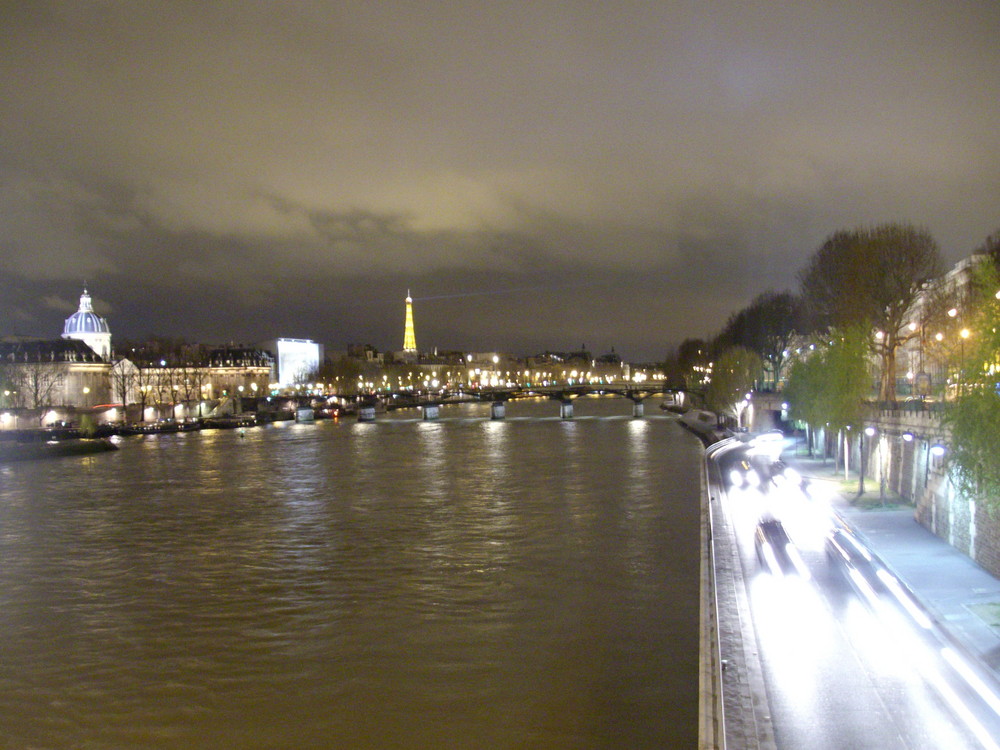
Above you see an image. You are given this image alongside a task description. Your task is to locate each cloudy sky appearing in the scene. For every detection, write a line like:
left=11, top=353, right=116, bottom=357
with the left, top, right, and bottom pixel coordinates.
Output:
left=2, top=1, right=998, bottom=361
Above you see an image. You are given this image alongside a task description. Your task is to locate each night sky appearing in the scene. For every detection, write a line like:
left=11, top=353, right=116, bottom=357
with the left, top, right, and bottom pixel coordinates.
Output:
left=2, top=1, right=999, bottom=361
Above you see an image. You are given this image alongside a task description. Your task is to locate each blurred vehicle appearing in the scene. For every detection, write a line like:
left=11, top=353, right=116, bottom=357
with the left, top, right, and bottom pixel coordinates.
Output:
left=825, top=526, right=887, bottom=605
left=748, top=430, right=785, bottom=460
left=768, top=460, right=805, bottom=490
left=827, top=526, right=934, bottom=628
left=730, top=454, right=801, bottom=493
left=729, top=458, right=760, bottom=489
left=754, top=516, right=810, bottom=578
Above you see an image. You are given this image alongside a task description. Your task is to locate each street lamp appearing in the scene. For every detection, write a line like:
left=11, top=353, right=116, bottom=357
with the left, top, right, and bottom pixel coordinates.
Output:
left=859, top=426, right=875, bottom=497
left=959, top=328, right=970, bottom=397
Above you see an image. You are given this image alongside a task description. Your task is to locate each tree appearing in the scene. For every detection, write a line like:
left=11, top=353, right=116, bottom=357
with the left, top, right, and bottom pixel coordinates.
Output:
left=705, top=346, right=764, bottom=428
left=319, top=356, right=365, bottom=395
left=978, top=228, right=1000, bottom=269
left=800, top=224, right=943, bottom=402
left=783, top=329, right=870, bottom=469
left=110, top=357, right=139, bottom=412
left=783, top=353, right=827, bottom=455
left=16, top=362, right=64, bottom=412
left=4, top=360, right=64, bottom=423
left=716, top=291, right=800, bottom=390
left=944, top=261, right=1000, bottom=510
left=0, top=364, right=20, bottom=408
left=669, top=338, right=712, bottom=392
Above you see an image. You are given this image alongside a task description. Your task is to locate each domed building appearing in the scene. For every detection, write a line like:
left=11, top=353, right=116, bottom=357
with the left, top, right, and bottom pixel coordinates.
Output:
left=62, top=287, right=111, bottom=360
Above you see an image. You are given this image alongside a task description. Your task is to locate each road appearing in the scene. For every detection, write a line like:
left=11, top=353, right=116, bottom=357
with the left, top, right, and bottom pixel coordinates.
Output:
left=707, top=437, right=1000, bottom=750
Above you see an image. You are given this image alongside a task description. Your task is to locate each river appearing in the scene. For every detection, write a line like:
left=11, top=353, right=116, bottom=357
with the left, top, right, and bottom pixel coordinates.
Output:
left=0, top=398, right=703, bottom=749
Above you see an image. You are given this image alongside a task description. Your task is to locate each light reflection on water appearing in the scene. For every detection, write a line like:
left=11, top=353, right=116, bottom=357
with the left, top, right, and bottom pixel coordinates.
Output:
left=0, top=401, right=702, bottom=748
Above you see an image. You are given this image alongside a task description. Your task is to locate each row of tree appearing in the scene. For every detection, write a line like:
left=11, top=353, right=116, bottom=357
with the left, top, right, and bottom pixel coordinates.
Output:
left=0, top=361, right=65, bottom=410
left=671, top=222, right=1000, bottom=506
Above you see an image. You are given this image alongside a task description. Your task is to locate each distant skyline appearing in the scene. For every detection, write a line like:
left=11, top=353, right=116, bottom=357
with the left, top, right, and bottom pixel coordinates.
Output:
left=2, top=1, right=999, bottom=360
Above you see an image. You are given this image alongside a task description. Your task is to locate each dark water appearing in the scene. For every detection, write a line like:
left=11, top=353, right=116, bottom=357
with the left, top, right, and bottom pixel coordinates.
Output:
left=0, top=399, right=703, bottom=749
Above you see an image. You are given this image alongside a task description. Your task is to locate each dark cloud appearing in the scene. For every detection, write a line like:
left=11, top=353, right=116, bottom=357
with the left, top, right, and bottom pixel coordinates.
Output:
left=2, top=0, right=999, bottom=360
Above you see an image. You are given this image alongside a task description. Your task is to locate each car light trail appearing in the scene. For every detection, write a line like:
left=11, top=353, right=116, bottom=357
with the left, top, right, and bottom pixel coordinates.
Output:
left=875, top=568, right=933, bottom=630
left=786, top=543, right=811, bottom=580
left=923, top=661, right=1000, bottom=750
left=941, top=647, right=1000, bottom=718
left=760, top=541, right=783, bottom=577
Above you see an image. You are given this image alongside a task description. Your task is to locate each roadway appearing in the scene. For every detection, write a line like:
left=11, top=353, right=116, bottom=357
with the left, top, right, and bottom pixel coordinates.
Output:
left=707, top=437, right=1000, bottom=750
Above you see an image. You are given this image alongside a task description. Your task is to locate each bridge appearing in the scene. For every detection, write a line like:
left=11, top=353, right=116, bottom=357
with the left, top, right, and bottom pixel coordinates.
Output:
left=274, top=383, right=682, bottom=421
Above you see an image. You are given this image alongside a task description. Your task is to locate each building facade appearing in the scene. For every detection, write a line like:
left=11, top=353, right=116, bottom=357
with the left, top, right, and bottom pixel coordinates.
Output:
left=262, top=338, right=322, bottom=388
left=0, top=338, right=111, bottom=411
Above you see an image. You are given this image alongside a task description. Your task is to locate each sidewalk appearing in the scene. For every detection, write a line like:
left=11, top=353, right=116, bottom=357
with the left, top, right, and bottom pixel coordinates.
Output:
left=785, top=452, right=1000, bottom=681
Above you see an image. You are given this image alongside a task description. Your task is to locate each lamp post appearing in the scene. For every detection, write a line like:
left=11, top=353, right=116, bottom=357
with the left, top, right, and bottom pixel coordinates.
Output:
left=859, top=425, right=875, bottom=497
left=909, top=319, right=932, bottom=400
left=959, top=327, right=970, bottom=397
left=947, top=307, right=972, bottom=399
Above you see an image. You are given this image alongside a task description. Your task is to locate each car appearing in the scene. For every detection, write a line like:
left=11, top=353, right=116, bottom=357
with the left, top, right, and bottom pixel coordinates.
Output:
left=825, top=526, right=886, bottom=604
left=826, top=526, right=933, bottom=626
left=730, top=455, right=793, bottom=492
left=754, top=516, right=809, bottom=578
left=729, top=458, right=761, bottom=489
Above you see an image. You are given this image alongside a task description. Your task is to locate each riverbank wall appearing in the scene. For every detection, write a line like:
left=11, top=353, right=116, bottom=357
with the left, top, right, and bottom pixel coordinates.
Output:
left=804, top=407, right=1000, bottom=579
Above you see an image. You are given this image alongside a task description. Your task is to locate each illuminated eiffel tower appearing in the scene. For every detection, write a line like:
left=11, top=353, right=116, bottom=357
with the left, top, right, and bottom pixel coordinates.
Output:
left=402, top=290, right=417, bottom=356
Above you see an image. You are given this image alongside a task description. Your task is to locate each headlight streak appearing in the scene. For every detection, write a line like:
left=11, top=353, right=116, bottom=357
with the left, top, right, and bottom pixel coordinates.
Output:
left=847, top=566, right=881, bottom=609
left=848, top=600, right=999, bottom=749
left=842, top=538, right=1000, bottom=747
left=923, top=662, right=1000, bottom=750
left=761, top=541, right=783, bottom=578
left=786, top=543, right=811, bottom=580
left=715, top=439, right=1000, bottom=747
left=941, top=647, right=1000, bottom=718
left=875, top=568, right=933, bottom=630
left=749, top=573, right=830, bottom=705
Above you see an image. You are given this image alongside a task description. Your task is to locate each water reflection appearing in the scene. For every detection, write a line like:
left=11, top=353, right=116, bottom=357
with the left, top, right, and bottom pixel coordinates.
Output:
left=0, top=403, right=702, bottom=748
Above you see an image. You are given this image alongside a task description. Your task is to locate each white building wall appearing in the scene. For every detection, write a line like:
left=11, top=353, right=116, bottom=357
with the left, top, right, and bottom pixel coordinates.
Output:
left=270, top=338, right=322, bottom=387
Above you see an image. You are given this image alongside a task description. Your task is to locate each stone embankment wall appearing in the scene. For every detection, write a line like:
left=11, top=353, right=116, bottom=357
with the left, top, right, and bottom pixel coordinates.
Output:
left=859, top=409, right=1000, bottom=578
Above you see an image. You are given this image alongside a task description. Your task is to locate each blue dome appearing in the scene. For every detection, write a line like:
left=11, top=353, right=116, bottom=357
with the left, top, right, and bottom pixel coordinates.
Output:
left=63, top=289, right=110, bottom=335
left=64, top=311, right=110, bottom=335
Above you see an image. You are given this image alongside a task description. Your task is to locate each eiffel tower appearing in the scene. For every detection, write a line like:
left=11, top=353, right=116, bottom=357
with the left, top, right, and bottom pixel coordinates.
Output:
left=402, top=290, right=417, bottom=357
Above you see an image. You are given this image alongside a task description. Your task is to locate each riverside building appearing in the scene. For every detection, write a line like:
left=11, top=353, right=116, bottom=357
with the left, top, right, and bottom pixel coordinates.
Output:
left=1, top=287, right=114, bottom=421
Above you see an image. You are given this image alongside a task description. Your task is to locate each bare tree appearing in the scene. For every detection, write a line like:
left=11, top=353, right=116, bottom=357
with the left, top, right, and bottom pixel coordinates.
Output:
left=800, top=224, right=943, bottom=402
left=110, top=357, right=139, bottom=414
left=0, top=363, right=21, bottom=408
left=11, top=361, right=64, bottom=421
left=134, top=364, right=156, bottom=422
left=716, top=291, right=800, bottom=390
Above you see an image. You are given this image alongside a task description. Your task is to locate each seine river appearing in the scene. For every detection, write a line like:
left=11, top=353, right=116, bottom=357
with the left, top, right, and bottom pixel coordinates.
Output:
left=0, top=398, right=703, bottom=749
